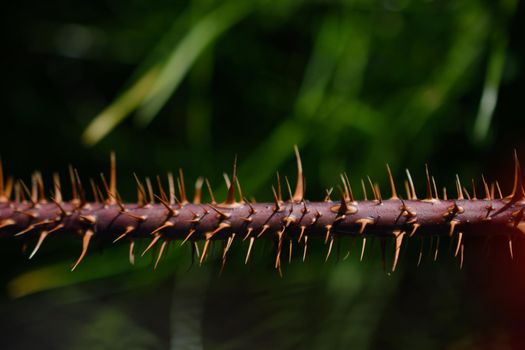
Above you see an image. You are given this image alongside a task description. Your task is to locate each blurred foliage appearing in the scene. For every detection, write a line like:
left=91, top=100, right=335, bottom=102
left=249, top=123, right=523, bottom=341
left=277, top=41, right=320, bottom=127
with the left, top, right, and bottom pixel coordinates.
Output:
left=1, top=0, right=525, bottom=349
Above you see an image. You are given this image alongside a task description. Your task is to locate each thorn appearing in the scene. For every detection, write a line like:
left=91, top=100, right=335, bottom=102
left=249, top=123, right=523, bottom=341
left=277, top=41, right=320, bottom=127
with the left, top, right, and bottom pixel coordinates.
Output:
left=417, top=237, right=424, bottom=267
left=289, top=239, right=293, bottom=264
left=302, top=235, right=308, bottom=262
left=271, top=186, right=282, bottom=212
left=292, top=145, right=304, bottom=202
left=471, top=179, right=478, bottom=200
left=449, top=220, right=459, bottom=236
left=208, top=222, right=231, bottom=239
left=496, top=181, right=503, bottom=199
left=235, top=178, right=244, bottom=204
left=284, top=176, right=293, bottom=202
left=374, top=184, right=382, bottom=203
left=257, top=224, right=270, bottom=238
left=205, top=178, right=216, bottom=204
left=155, top=175, right=168, bottom=203
left=145, top=177, right=154, bottom=204
left=274, top=228, right=285, bottom=269
left=340, top=174, right=350, bottom=202
left=19, top=180, right=35, bottom=207
left=113, top=226, right=135, bottom=243
left=208, top=205, right=231, bottom=219
left=29, top=231, right=49, bottom=259
left=367, top=176, right=377, bottom=201
left=224, top=155, right=238, bottom=205
left=200, top=237, right=211, bottom=265
left=178, top=169, right=188, bottom=204
left=181, top=229, right=196, bottom=246
left=361, top=178, right=368, bottom=200
left=356, top=218, right=374, bottom=234
left=404, top=180, right=412, bottom=200
left=15, top=221, right=51, bottom=237
left=360, top=238, right=366, bottom=261
left=454, top=232, right=463, bottom=257
left=121, top=211, right=147, bottom=222
left=456, top=175, right=464, bottom=200
left=459, top=243, right=464, bottom=269
left=406, top=169, right=417, bottom=200
left=343, top=173, right=354, bottom=202
left=324, top=187, right=333, bottom=202
left=167, top=172, right=177, bottom=205
left=71, top=229, right=94, bottom=271
left=432, top=176, right=439, bottom=200
left=324, top=225, right=332, bottom=244
left=90, top=179, right=101, bottom=203
left=508, top=237, right=514, bottom=260
left=443, top=187, right=448, bottom=200
left=325, top=235, right=334, bottom=262
left=276, top=172, right=282, bottom=202
left=50, top=196, right=68, bottom=218
left=32, top=172, right=42, bottom=202
left=409, top=223, right=420, bottom=238
left=243, top=227, right=253, bottom=241
left=129, top=241, right=135, bottom=265
left=150, top=221, right=174, bottom=235
left=482, top=175, right=490, bottom=199
left=283, top=215, right=296, bottom=227
left=425, top=164, right=433, bottom=200
left=298, top=226, right=306, bottom=243
left=154, top=194, right=178, bottom=217
left=141, top=234, right=162, bottom=257
left=223, top=173, right=231, bottom=188
left=154, top=241, right=167, bottom=270
left=384, top=164, right=398, bottom=199
left=434, top=236, right=440, bottom=261
left=193, top=241, right=201, bottom=259
left=392, top=231, right=405, bottom=272
left=224, top=233, right=236, bottom=258
left=462, top=187, right=471, bottom=200
left=100, top=173, right=114, bottom=204
left=53, top=173, right=62, bottom=203
left=74, top=169, right=86, bottom=205
left=245, top=237, right=255, bottom=264
left=69, top=165, right=79, bottom=200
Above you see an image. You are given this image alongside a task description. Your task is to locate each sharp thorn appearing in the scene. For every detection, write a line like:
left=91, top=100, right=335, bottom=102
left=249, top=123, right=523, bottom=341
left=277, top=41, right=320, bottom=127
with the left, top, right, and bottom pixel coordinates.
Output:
left=154, top=240, right=167, bottom=270
left=141, top=234, right=161, bottom=257
left=386, top=164, right=398, bottom=199
left=245, top=237, right=255, bottom=264
left=392, top=231, right=405, bottom=272
left=71, top=229, right=94, bottom=271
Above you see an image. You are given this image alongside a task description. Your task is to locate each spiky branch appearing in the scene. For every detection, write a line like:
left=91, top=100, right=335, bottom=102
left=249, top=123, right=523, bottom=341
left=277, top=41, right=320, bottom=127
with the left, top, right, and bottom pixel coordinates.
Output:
left=1, top=148, right=524, bottom=273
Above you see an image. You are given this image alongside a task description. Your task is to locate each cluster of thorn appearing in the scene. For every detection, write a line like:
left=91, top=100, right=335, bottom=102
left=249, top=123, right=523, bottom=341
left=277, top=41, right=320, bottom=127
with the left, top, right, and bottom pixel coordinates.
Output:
left=1, top=148, right=525, bottom=275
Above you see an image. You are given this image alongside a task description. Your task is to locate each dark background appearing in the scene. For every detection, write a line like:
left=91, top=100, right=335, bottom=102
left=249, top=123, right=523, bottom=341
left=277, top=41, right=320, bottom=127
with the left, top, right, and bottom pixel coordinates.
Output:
left=1, top=0, right=525, bottom=349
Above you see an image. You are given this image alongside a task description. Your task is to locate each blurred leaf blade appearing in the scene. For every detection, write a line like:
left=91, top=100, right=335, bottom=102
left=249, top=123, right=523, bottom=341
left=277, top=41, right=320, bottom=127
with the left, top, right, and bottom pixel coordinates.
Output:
left=135, top=1, right=253, bottom=126
left=82, top=1, right=253, bottom=146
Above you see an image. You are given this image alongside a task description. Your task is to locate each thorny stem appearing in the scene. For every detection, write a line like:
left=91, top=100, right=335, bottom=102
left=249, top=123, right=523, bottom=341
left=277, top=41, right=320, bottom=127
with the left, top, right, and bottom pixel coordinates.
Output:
left=0, top=147, right=524, bottom=272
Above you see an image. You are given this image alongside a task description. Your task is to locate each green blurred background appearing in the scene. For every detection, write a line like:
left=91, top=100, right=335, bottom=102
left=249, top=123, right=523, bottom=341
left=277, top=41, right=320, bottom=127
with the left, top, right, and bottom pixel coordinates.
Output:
left=1, top=0, right=525, bottom=348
